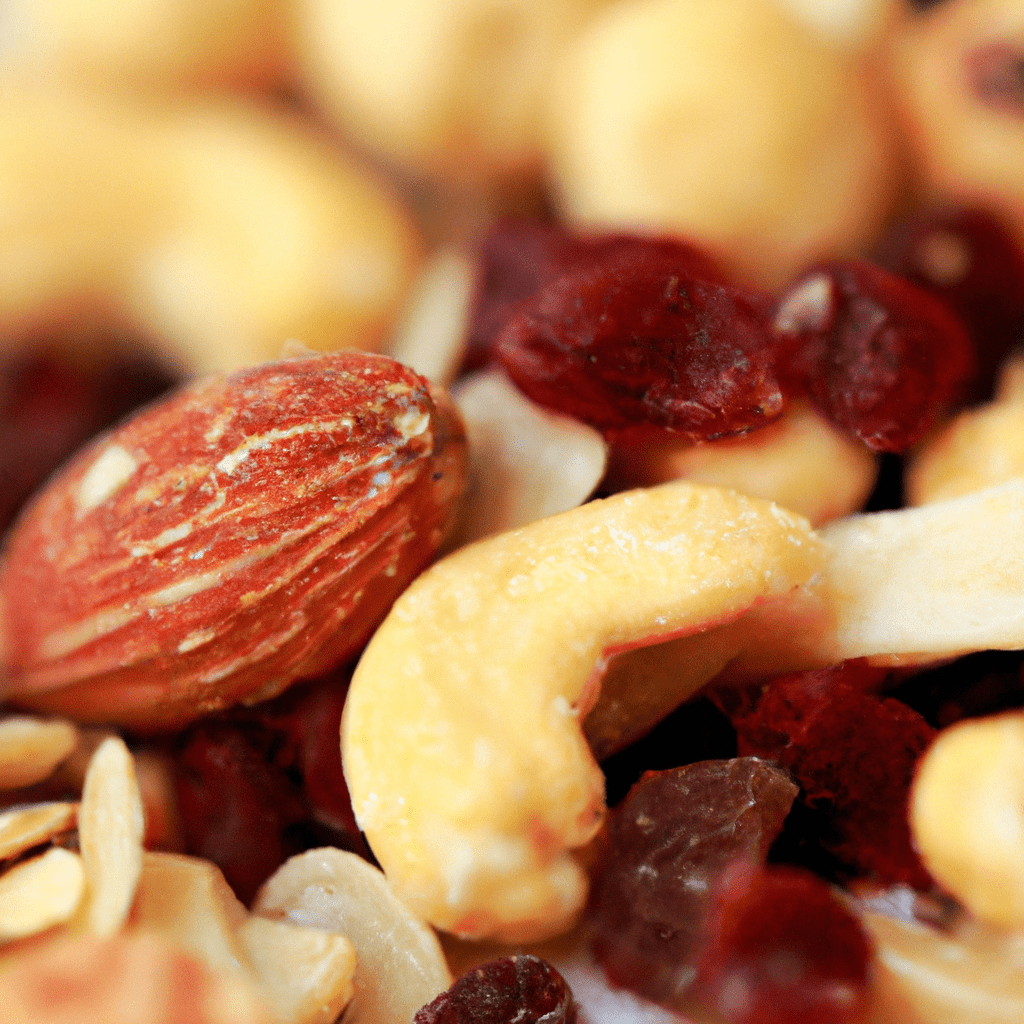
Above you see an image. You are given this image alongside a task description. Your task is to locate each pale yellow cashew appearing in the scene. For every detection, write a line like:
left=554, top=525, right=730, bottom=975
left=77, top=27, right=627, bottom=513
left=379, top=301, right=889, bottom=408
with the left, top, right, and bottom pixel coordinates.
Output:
left=342, top=482, right=823, bottom=942
left=0, top=86, right=421, bottom=375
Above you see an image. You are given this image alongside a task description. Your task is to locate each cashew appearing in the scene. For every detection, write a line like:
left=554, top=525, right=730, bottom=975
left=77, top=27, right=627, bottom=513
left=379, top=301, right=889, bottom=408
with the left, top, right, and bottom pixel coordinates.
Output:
left=0, top=85, right=421, bottom=375
left=910, top=712, right=1024, bottom=930
left=342, top=481, right=824, bottom=941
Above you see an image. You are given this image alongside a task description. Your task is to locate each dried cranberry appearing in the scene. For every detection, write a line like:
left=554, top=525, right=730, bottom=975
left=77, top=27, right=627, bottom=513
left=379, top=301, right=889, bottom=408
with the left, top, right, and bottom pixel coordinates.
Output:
left=494, top=244, right=785, bottom=440
left=718, top=665, right=935, bottom=887
left=773, top=259, right=974, bottom=452
left=692, top=861, right=872, bottom=1024
left=589, top=758, right=797, bottom=1008
left=869, top=208, right=1024, bottom=401
left=414, top=955, right=576, bottom=1024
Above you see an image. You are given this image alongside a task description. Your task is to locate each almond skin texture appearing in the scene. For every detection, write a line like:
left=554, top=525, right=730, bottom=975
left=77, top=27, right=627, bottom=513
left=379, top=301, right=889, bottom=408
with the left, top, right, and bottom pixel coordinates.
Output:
left=0, top=352, right=466, bottom=730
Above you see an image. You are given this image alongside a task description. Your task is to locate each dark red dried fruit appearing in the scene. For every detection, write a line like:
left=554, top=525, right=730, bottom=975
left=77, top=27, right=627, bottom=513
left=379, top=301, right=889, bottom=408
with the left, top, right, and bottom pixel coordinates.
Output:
left=589, top=758, right=797, bottom=1007
left=719, top=665, right=935, bottom=888
left=692, top=861, right=872, bottom=1024
left=494, top=245, right=784, bottom=441
left=413, top=955, right=576, bottom=1024
left=773, top=259, right=974, bottom=452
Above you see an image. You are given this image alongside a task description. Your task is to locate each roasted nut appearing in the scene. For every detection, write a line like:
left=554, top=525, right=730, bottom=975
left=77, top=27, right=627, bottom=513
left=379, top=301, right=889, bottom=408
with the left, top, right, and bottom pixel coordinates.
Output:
left=0, top=716, right=78, bottom=789
left=253, top=847, right=452, bottom=1024
left=910, top=712, right=1024, bottom=929
left=0, top=846, right=85, bottom=943
left=0, top=85, right=421, bottom=376
left=0, top=352, right=467, bottom=729
left=343, top=482, right=823, bottom=941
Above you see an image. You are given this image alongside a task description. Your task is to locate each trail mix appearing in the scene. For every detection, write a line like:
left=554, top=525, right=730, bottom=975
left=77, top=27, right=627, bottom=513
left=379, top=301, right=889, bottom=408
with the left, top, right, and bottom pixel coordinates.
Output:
left=3, top=0, right=1024, bottom=1022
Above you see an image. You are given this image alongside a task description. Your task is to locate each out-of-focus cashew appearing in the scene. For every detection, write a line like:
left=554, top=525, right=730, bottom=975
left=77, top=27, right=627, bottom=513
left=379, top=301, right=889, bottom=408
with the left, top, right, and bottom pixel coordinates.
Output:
left=908, top=356, right=1024, bottom=505
left=342, top=482, right=824, bottom=941
left=910, top=712, right=1024, bottom=929
left=543, top=0, right=901, bottom=289
left=293, top=0, right=615, bottom=180
left=0, top=86, right=421, bottom=375
left=0, top=716, right=78, bottom=790
left=607, top=401, right=878, bottom=528
left=0, top=0, right=287, bottom=92
left=450, top=367, right=608, bottom=546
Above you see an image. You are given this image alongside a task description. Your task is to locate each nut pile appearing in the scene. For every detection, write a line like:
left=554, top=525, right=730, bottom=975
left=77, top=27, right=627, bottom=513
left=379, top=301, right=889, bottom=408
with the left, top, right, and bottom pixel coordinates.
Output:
left=2, top=0, right=1024, bottom=1023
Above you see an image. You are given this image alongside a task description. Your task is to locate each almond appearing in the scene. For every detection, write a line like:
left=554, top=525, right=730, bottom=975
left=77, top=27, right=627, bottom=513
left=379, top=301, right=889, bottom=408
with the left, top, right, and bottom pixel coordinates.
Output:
left=0, top=352, right=466, bottom=730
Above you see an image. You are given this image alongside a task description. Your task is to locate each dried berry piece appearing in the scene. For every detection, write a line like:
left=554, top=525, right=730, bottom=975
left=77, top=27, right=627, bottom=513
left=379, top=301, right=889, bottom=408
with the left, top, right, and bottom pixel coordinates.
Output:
left=870, top=207, right=1024, bottom=400
left=414, top=955, right=576, bottom=1024
left=719, top=666, right=935, bottom=887
left=692, top=861, right=872, bottom=1024
left=589, top=758, right=798, bottom=1007
left=773, top=259, right=974, bottom=452
left=494, top=244, right=785, bottom=441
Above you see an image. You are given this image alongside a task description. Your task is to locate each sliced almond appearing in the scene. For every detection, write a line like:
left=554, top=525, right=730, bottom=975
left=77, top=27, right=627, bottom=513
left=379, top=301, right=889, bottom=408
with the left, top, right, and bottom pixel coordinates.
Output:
left=0, top=801, right=77, bottom=860
left=0, top=716, right=78, bottom=789
left=253, top=848, right=452, bottom=1024
left=237, top=915, right=356, bottom=1024
left=0, top=846, right=84, bottom=942
left=130, top=852, right=249, bottom=975
left=77, top=736, right=145, bottom=937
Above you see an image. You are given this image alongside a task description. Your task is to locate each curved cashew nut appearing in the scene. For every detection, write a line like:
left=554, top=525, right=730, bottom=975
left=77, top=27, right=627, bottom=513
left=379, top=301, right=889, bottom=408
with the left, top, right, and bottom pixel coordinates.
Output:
left=342, top=481, right=823, bottom=941
left=0, top=86, right=421, bottom=375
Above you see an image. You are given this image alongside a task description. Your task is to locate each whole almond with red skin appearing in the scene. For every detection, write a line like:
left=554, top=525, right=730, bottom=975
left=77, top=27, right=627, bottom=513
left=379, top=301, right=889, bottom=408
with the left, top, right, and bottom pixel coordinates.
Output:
left=0, top=352, right=466, bottom=730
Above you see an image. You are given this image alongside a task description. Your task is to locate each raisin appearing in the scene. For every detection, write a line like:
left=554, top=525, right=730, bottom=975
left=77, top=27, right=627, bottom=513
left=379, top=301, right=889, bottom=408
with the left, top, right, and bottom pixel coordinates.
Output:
left=493, top=241, right=785, bottom=441
left=692, top=861, right=872, bottom=1024
left=717, top=666, right=936, bottom=888
left=589, top=758, right=797, bottom=1007
left=773, top=259, right=974, bottom=452
left=414, top=955, right=576, bottom=1024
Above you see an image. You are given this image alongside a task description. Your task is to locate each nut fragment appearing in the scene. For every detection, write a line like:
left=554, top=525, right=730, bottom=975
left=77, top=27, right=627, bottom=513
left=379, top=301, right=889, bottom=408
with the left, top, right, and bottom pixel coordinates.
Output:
left=77, top=736, right=145, bottom=937
left=0, top=801, right=77, bottom=860
left=0, top=846, right=85, bottom=943
left=0, top=716, right=78, bottom=790
left=237, top=915, right=356, bottom=1024
left=1, top=352, right=467, bottom=729
left=253, top=848, right=452, bottom=1024
left=343, top=481, right=823, bottom=940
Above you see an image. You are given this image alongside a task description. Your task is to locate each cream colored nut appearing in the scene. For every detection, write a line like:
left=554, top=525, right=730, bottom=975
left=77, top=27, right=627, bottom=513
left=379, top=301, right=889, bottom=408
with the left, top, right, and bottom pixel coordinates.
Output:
left=775, top=0, right=907, bottom=47
left=237, top=916, right=356, bottom=1024
left=910, top=712, right=1024, bottom=929
left=294, top=0, right=615, bottom=179
left=0, top=801, right=77, bottom=860
left=129, top=852, right=249, bottom=976
left=544, top=0, right=901, bottom=289
left=606, top=401, right=877, bottom=528
left=0, top=0, right=287, bottom=92
left=0, top=716, right=78, bottom=789
left=77, top=736, right=145, bottom=937
left=0, top=846, right=85, bottom=943
left=253, top=848, right=452, bottom=1024
left=908, top=356, right=1024, bottom=505
left=342, top=482, right=823, bottom=941
left=450, top=367, right=608, bottom=546
left=0, top=85, right=421, bottom=376
left=892, top=0, right=1024, bottom=251
left=0, top=932, right=274, bottom=1024
left=862, top=911, right=1024, bottom=1023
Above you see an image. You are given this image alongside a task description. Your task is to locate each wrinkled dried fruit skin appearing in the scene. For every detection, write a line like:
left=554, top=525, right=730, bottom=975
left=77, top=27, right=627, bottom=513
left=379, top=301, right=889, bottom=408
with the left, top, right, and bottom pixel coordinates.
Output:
left=493, top=244, right=785, bottom=441
left=414, top=955, right=576, bottom=1024
left=692, top=861, right=872, bottom=1024
left=0, top=351, right=467, bottom=729
left=589, top=757, right=798, bottom=1008
left=718, top=665, right=935, bottom=888
left=774, top=259, right=974, bottom=452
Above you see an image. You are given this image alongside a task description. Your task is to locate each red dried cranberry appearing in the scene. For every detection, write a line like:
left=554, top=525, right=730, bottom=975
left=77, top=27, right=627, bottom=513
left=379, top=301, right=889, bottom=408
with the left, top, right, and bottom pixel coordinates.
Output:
left=718, top=665, right=935, bottom=888
left=414, top=955, right=576, bottom=1024
left=494, top=245, right=785, bottom=440
left=869, top=207, right=1024, bottom=401
left=773, top=259, right=974, bottom=452
left=692, top=861, right=872, bottom=1024
left=589, top=758, right=797, bottom=1008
